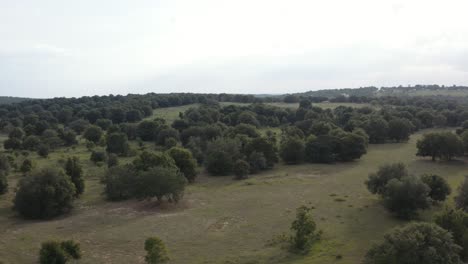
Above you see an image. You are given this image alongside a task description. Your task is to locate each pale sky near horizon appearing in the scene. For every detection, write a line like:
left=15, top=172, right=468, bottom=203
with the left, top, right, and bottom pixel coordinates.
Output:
left=1, top=0, right=468, bottom=98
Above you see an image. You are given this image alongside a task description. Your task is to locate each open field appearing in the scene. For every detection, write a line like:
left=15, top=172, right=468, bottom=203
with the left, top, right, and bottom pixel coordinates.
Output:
left=0, top=128, right=466, bottom=264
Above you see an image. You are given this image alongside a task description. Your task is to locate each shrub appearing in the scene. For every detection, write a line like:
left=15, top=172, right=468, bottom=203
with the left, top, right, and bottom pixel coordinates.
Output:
left=364, top=222, right=461, bottom=264
left=145, top=237, right=169, bottom=264
left=65, top=157, right=85, bottom=196
left=90, top=151, right=107, bottom=164
left=421, top=174, right=451, bottom=202
left=248, top=151, right=267, bottom=173
left=107, top=153, right=119, bottom=168
left=37, top=144, right=50, bottom=158
left=233, top=160, right=250, bottom=180
left=20, top=159, right=33, bottom=173
left=39, top=240, right=81, bottom=264
left=290, top=206, right=320, bottom=254
left=83, top=125, right=103, bottom=143
left=106, top=132, right=129, bottom=155
left=14, top=168, right=76, bottom=219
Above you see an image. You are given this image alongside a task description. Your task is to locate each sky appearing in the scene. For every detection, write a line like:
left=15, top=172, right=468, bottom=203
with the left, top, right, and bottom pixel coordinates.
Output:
left=1, top=0, right=468, bottom=98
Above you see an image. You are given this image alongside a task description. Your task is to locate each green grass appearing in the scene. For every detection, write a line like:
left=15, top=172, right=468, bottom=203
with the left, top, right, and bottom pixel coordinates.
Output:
left=1, top=129, right=467, bottom=263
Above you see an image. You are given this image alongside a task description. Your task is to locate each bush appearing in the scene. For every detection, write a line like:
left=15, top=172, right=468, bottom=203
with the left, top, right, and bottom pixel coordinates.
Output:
left=106, top=132, right=130, bottom=155
left=455, top=176, right=468, bottom=212
left=0, top=154, right=11, bottom=173
left=37, top=144, right=50, bottom=158
left=20, top=159, right=33, bottom=173
left=14, top=168, right=76, bottom=219
left=167, top=147, right=198, bottom=182
left=65, top=157, right=85, bottom=196
left=90, top=151, right=107, bottom=164
left=421, top=174, right=451, bottom=202
left=364, top=222, right=461, bottom=264
left=39, top=240, right=81, bottom=264
left=83, top=125, right=103, bottom=143
left=233, top=160, right=250, bottom=180
left=107, top=153, right=119, bottom=168
left=365, top=163, right=408, bottom=195
left=382, top=176, right=431, bottom=219
left=145, top=237, right=169, bottom=264
left=290, top=206, right=320, bottom=254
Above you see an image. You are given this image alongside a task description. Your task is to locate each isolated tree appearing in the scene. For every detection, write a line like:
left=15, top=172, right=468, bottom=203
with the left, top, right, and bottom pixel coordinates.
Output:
left=455, top=176, right=468, bottom=212
left=65, top=157, right=85, bottom=196
left=233, top=159, right=250, bottom=180
left=135, top=166, right=186, bottom=203
left=167, top=147, right=198, bottom=182
left=383, top=176, right=431, bottom=219
left=365, top=163, right=409, bottom=195
left=290, top=206, right=321, bottom=254
left=83, top=125, right=103, bottom=143
left=14, top=168, right=76, bottom=219
left=337, top=132, right=367, bottom=161
left=435, top=208, right=468, bottom=261
left=387, top=118, right=413, bottom=142
left=421, top=174, right=451, bottom=202
left=145, top=237, right=169, bottom=264
left=39, top=240, right=81, bottom=264
left=106, top=132, right=129, bottom=155
left=280, top=137, right=305, bottom=164
left=364, top=222, right=461, bottom=264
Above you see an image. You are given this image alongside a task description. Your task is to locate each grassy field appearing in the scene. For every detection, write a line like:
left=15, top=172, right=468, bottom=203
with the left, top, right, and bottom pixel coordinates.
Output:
left=1, top=128, right=467, bottom=264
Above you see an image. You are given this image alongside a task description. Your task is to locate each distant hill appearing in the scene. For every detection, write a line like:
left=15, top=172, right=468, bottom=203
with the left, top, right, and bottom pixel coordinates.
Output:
left=0, top=96, right=31, bottom=104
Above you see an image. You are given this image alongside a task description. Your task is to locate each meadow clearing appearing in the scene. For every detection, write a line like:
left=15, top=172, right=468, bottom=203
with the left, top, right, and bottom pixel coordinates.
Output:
left=0, top=103, right=466, bottom=264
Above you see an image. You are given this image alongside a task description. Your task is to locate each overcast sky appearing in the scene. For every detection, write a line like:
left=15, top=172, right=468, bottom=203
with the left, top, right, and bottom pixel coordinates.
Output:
left=1, top=0, right=468, bottom=98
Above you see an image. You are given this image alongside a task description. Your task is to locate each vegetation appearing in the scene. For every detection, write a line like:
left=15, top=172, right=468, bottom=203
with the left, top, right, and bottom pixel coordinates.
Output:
left=145, top=237, right=169, bottom=264
left=416, top=132, right=463, bottom=161
left=364, top=222, right=462, bottom=264
left=290, top=206, right=321, bottom=254
left=435, top=208, right=468, bottom=261
left=14, top=168, right=76, bottom=219
left=39, top=240, right=81, bottom=264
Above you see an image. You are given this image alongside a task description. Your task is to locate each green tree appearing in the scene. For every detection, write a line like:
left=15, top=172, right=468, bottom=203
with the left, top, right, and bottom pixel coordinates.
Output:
left=364, top=116, right=389, bottom=143
left=90, top=151, right=107, bottom=164
left=387, top=118, right=413, bottom=142
left=167, top=147, right=198, bottom=183
left=103, top=165, right=136, bottom=201
left=14, top=168, right=76, bottom=219
left=421, top=174, right=451, bottom=202
left=37, top=144, right=50, bottom=158
left=83, top=125, right=103, bottom=143
left=106, top=132, right=130, bottom=155
left=365, top=163, right=409, bottom=195
left=280, top=137, right=305, bottom=164
left=107, top=153, right=119, bottom=168
left=135, top=166, right=186, bottom=203
left=65, top=157, right=85, bottom=196
left=364, top=222, right=461, bottom=264
left=435, top=208, right=468, bottom=261
left=144, top=237, right=169, bottom=264
left=205, top=138, right=241, bottom=176
left=383, top=176, right=431, bottom=219
left=417, top=132, right=463, bottom=161
left=461, top=130, right=468, bottom=155
left=133, top=151, right=176, bottom=172
left=290, top=206, right=321, bottom=254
